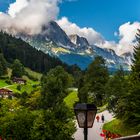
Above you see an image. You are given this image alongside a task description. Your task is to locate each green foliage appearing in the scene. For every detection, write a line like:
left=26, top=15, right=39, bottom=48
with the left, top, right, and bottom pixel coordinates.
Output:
left=17, top=85, right=21, bottom=91
left=31, top=109, right=75, bottom=140
left=64, top=91, right=79, bottom=109
left=98, top=103, right=107, bottom=113
left=132, top=30, right=140, bottom=74
left=78, top=56, right=109, bottom=105
left=25, top=68, right=42, bottom=81
left=0, top=32, right=81, bottom=74
left=105, top=68, right=129, bottom=117
left=70, top=64, right=83, bottom=87
left=120, top=30, right=140, bottom=129
left=38, top=66, right=75, bottom=139
left=0, top=53, right=7, bottom=76
left=41, top=66, right=73, bottom=108
left=0, top=32, right=80, bottom=139
left=0, top=79, right=9, bottom=88
left=0, top=109, right=35, bottom=140
left=26, top=91, right=41, bottom=110
left=103, top=119, right=138, bottom=136
left=5, top=79, right=12, bottom=85
left=12, top=59, right=25, bottom=78
left=78, top=83, right=88, bottom=103
left=103, top=30, right=140, bottom=132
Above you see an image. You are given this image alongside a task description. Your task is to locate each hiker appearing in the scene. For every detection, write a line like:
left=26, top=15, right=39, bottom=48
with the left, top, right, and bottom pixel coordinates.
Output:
left=96, top=115, right=100, bottom=122
left=101, top=114, right=105, bottom=123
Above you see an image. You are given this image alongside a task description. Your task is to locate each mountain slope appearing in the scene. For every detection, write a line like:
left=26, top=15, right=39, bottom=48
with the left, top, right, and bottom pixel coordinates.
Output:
left=69, top=34, right=89, bottom=49
left=0, top=32, right=75, bottom=73
left=18, top=21, right=131, bottom=70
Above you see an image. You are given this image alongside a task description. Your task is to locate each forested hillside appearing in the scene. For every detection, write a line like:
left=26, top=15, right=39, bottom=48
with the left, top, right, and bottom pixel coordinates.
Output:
left=0, top=32, right=79, bottom=74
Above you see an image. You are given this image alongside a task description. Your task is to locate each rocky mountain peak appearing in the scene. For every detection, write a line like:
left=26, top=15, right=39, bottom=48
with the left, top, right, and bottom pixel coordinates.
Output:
left=40, top=21, right=75, bottom=48
left=69, top=34, right=89, bottom=48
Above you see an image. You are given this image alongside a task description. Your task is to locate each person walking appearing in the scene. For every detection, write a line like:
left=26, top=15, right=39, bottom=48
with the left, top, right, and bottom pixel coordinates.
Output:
left=96, top=115, right=100, bottom=122
left=101, top=114, right=105, bottom=123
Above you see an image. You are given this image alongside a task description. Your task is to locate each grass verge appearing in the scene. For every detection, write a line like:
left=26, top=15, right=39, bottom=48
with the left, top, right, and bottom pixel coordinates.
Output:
left=0, top=80, right=9, bottom=88
left=64, top=91, right=79, bottom=109
left=103, top=119, right=138, bottom=136
left=97, top=104, right=107, bottom=113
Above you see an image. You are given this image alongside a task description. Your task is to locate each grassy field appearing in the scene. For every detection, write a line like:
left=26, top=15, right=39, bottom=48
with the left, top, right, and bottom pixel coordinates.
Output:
left=25, top=68, right=42, bottom=80
left=64, top=91, right=79, bottom=109
left=103, top=119, right=138, bottom=136
left=7, top=83, right=37, bottom=94
left=0, top=67, right=41, bottom=94
left=0, top=80, right=9, bottom=88
left=98, top=104, right=107, bottom=113
left=0, top=77, right=40, bottom=94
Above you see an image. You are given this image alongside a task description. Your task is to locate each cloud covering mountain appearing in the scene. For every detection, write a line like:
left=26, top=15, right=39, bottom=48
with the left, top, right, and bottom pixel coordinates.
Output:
left=57, top=17, right=140, bottom=55
left=0, top=0, right=140, bottom=55
left=0, top=0, right=59, bottom=35
left=57, top=17, right=105, bottom=45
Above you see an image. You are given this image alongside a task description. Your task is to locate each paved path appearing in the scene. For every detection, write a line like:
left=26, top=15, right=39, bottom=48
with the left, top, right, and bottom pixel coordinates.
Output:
left=74, top=110, right=114, bottom=140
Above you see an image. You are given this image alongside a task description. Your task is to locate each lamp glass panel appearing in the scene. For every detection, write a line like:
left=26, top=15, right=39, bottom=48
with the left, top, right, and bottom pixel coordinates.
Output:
left=76, top=111, right=86, bottom=128
left=87, top=111, right=96, bottom=128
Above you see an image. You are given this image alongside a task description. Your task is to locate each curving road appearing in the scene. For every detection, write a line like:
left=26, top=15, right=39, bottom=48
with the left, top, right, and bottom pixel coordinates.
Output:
left=74, top=110, right=114, bottom=140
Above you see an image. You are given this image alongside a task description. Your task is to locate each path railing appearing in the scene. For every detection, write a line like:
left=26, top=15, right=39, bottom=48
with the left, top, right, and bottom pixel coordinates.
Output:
left=113, top=134, right=140, bottom=140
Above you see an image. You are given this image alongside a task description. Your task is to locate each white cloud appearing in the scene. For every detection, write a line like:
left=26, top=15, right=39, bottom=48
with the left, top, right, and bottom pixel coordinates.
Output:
left=102, top=22, right=140, bottom=55
left=0, top=1, right=140, bottom=56
left=103, top=22, right=140, bottom=55
left=0, top=0, right=59, bottom=35
left=57, top=17, right=105, bottom=45
left=57, top=17, right=140, bottom=55
left=117, top=22, right=140, bottom=54
left=118, top=22, right=140, bottom=44
left=8, top=0, right=29, bottom=18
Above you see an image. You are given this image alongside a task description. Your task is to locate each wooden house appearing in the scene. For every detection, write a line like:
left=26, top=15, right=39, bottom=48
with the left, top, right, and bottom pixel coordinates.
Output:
left=0, top=88, right=13, bottom=98
left=12, top=77, right=26, bottom=84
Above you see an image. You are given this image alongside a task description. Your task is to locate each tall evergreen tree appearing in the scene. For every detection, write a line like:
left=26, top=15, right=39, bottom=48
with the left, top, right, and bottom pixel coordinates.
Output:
left=87, top=56, right=109, bottom=105
left=132, top=29, right=140, bottom=80
left=124, top=29, right=140, bottom=128
left=105, top=68, right=129, bottom=118
left=78, top=56, right=109, bottom=105
left=39, top=66, right=75, bottom=139
left=0, top=53, right=7, bottom=76
left=12, top=59, right=25, bottom=78
left=41, top=66, right=73, bottom=108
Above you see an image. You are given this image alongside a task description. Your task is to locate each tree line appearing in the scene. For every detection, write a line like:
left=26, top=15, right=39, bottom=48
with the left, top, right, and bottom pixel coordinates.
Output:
left=0, top=66, right=75, bottom=140
left=0, top=32, right=81, bottom=75
left=78, top=30, right=140, bottom=132
left=1, top=29, right=140, bottom=139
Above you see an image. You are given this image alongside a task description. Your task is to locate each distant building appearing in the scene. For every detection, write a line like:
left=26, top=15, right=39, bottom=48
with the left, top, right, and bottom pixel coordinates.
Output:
left=0, top=88, right=13, bottom=98
left=12, top=77, right=26, bottom=84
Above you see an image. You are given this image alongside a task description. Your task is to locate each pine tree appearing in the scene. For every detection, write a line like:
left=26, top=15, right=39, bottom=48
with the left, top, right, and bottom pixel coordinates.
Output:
left=78, top=56, right=109, bottom=105
left=132, top=29, right=140, bottom=81
left=0, top=53, right=7, bottom=76
left=124, top=29, right=140, bottom=128
left=105, top=68, right=129, bottom=117
left=12, top=59, right=25, bottom=78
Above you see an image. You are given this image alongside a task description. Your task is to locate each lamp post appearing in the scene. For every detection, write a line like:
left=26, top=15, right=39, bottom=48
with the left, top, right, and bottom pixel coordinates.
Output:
left=74, top=103, right=97, bottom=140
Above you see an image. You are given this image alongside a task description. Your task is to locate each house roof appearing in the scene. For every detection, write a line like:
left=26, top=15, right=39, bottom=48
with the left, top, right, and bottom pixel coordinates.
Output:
left=0, top=88, right=12, bottom=92
left=13, top=77, right=26, bottom=82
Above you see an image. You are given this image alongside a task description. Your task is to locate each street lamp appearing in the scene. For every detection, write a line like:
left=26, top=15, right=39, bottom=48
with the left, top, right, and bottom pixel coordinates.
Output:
left=74, top=103, right=97, bottom=140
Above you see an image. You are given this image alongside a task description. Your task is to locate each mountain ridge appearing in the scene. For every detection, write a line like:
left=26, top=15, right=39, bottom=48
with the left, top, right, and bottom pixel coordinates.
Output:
left=17, top=21, right=132, bottom=70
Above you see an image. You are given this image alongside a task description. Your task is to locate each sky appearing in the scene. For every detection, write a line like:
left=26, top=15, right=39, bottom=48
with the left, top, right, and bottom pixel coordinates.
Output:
left=59, top=0, right=140, bottom=40
left=0, top=0, right=140, bottom=55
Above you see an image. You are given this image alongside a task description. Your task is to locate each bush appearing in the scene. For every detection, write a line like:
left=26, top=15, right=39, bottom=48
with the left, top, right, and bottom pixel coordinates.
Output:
left=32, top=84, right=38, bottom=88
left=25, top=72, right=38, bottom=81
left=0, top=76, right=9, bottom=80
left=5, top=79, right=12, bottom=85
left=17, top=85, right=21, bottom=91
left=13, top=92, right=21, bottom=98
